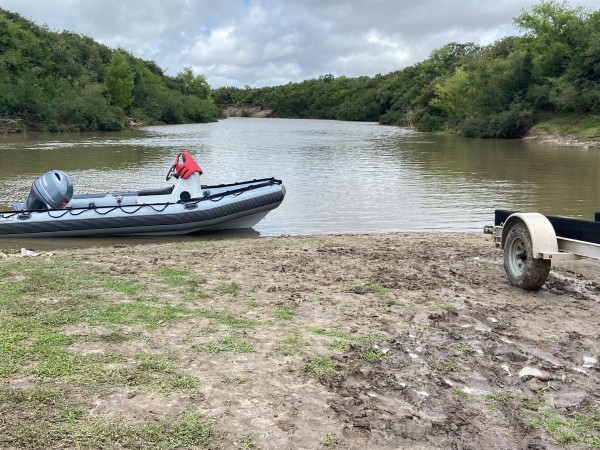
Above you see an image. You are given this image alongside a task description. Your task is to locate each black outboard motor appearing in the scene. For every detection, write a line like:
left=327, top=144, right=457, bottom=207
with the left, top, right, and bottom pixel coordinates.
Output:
left=25, top=170, right=74, bottom=210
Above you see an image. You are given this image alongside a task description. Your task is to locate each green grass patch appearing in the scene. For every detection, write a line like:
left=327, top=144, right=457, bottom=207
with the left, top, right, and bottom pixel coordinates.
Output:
left=327, top=340, right=350, bottom=351
left=0, top=412, right=216, bottom=450
left=485, top=391, right=544, bottom=407
left=155, top=267, right=207, bottom=292
left=277, top=333, right=311, bottom=356
left=429, top=355, right=464, bottom=372
left=220, top=375, right=250, bottom=384
left=238, top=434, right=260, bottom=449
left=305, top=327, right=383, bottom=344
left=452, top=343, right=476, bottom=354
left=215, top=282, right=241, bottom=294
left=197, top=308, right=258, bottom=329
left=362, top=349, right=385, bottom=362
left=323, top=434, right=343, bottom=449
left=427, top=301, right=457, bottom=314
left=102, top=277, right=146, bottom=295
left=274, top=308, right=296, bottom=320
left=193, top=335, right=254, bottom=353
left=524, top=407, right=600, bottom=448
left=532, top=113, right=600, bottom=138
left=309, top=356, right=346, bottom=381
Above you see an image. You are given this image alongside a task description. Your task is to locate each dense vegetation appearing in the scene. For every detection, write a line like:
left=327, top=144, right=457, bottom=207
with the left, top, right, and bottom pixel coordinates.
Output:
left=214, top=1, right=600, bottom=138
left=0, top=9, right=222, bottom=132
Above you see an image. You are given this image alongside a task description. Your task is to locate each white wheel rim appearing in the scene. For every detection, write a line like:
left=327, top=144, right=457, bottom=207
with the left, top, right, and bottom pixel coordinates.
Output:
left=507, top=237, right=527, bottom=277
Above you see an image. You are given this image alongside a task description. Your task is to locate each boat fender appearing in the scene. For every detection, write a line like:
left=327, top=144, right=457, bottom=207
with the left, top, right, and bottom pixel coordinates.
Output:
left=175, top=151, right=203, bottom=179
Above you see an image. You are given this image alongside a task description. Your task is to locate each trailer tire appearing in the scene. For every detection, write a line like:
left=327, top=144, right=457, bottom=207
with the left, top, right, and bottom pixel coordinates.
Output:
left=503, top=222, right=551, bottom=290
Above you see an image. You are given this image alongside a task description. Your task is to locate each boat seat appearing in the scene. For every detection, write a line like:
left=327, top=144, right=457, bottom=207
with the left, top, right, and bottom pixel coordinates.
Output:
left=138, top=186, right=175, bottom=196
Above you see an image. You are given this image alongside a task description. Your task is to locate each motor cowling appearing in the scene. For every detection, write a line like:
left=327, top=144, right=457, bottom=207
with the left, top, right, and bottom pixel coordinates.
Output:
left=26, top=170, right=74, bottom=210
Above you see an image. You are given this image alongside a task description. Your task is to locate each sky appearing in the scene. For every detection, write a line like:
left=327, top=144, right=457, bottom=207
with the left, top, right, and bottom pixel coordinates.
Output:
left=1, top=0, right=598, bottom=88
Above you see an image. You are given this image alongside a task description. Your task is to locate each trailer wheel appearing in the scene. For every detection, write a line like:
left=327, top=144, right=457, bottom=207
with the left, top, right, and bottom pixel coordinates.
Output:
left=503, top=222, right=551, bottom=290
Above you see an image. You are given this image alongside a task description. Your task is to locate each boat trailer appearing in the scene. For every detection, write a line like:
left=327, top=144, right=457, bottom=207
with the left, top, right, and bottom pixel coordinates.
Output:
left=483, top=210, right=600, bottom=290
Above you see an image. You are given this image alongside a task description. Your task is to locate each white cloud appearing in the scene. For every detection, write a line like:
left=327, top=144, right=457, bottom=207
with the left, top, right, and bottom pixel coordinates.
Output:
left=1, top=0, right=599, bottom=87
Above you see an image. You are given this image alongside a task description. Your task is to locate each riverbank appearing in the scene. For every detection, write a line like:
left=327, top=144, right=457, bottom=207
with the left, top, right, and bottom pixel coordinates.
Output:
left=1, top=232, right=599, bottom=449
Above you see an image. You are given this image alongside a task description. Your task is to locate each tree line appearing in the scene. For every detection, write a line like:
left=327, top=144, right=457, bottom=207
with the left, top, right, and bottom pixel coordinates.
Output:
left=0, top=9, right=222, bottom=132
left=213, top=1, right=600, bottom=138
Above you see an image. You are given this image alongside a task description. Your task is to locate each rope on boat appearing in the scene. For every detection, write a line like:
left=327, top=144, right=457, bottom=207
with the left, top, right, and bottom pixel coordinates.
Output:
left=0, top=177, right=282, bottom=221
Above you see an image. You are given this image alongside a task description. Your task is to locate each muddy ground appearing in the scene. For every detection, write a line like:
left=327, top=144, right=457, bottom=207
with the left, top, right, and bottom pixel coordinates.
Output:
left=2, top=232, right=600, bottom=449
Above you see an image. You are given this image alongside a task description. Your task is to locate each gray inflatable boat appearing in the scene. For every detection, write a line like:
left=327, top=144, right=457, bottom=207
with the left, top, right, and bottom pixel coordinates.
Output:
left=0, top=152, right=285, bottom=238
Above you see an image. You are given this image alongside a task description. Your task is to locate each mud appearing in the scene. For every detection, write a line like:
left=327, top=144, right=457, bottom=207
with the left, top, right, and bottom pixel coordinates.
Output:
left=7, top=232, right=600, bottom=448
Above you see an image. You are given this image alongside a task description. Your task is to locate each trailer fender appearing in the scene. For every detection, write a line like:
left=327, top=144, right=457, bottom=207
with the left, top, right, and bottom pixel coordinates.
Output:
left=501, top=213, right=558, bottom=258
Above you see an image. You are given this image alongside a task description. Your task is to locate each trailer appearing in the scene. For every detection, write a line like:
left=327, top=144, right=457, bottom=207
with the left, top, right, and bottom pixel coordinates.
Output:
left=483, top=210, right=600, bottom=290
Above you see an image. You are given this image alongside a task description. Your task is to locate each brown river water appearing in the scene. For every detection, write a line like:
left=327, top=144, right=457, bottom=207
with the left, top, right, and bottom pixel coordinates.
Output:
left=0, top=117, right=598, bottom=248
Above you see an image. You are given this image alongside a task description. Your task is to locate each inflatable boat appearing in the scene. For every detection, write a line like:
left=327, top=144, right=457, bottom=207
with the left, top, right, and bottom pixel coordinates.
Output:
left=0, top=152, right=285, bottom=237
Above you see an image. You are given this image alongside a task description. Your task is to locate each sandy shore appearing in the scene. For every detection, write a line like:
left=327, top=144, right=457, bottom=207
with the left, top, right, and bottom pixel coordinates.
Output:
left=2, top=232, right=600, bottom=449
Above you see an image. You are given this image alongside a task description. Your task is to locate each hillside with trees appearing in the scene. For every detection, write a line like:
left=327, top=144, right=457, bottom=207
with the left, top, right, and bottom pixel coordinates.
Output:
left=0, top=9, right=222, bottom=132
left=214, top=1, right=600, bottom=139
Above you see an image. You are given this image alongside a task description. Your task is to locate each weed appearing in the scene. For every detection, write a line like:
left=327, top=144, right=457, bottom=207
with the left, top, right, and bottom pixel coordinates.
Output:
left=323, top=433, right=343, bottom=448
left=480, top=262, right=496, bottom=270
left=305, top=327, right=383, bottom=344
left=277, top=334, right=310, bottom=356
left=328, top=340, right=350, bottom=351
left=220, top=375, right=250, bottom=384
left=0, top=412, right=217, bottom=449
left=197, top=308, right=258, bottom=329
left=452, top=343, right=475, bottom=354
left=103, top=277, right=146, bottom=295
left=193, top=335, right=254, bottom=353
left=429, top=355, right=464, bottom=372
left=309, top=356, right=346, bottom=381
left=215, top=282, right=242, bottom=294
left=485, top=391, right=544, bottom=407
left=362, top=349, right=385, bottom=362
left=274, top=308, right=296, bottom=320
left=427, top=301, right=457, bottom=314
left=524, top=407, right=600, bottom=448
left=239, top=434, right=260, bottom=449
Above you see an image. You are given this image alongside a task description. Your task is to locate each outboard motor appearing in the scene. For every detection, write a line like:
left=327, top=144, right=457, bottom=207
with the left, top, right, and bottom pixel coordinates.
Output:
left=25, top=170, right=74, bottom=210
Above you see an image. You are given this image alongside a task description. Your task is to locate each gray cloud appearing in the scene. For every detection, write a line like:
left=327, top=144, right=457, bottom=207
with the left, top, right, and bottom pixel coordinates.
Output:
left=2, top=0, right=598, bottom=87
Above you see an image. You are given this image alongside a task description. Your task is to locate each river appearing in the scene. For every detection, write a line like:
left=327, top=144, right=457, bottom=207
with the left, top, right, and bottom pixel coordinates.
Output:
left=0, top=118, right=599, bottom=238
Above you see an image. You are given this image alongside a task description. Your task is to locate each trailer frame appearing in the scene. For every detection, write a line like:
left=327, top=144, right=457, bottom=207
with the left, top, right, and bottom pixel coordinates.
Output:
left=484, top=210, right=600, bottom=290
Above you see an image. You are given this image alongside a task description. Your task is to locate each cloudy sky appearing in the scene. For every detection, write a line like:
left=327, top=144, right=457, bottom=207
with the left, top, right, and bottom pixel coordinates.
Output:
left=2, top=0, right=598, bottom=88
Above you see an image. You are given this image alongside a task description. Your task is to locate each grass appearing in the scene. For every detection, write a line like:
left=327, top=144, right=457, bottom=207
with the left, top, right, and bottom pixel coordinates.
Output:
left=523, top=407, right=600, bottom=448
left=452, top=343, right=476, bottom=354
left=305, top=327, right=383, bottom=344
left=215, top=281, right=242, bottom=294
left=193, top=334, right=254, bottom=353
left=155, top=267, right=207, bottom=293
left=309, top=356, right=347, bottom=381
left=274, top=308, right=296, bottom=320
left=0, top=412, right=217, bottom=450
left=277, top=333, right=311, bottom=356
left=427, top=300, right=458, bottom=314
left=323, top=434, right=343, bottom=448
left=531, top=113, right=600, bottom=138
left=361, top=349, right=385, bottom=362
left=429, top=355, right=464, bottom=372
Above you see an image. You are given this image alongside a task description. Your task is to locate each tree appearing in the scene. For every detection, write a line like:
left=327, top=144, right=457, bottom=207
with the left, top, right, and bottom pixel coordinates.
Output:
left=174, top=67, right=210, bottom=99
left=105, top=50, right=134, bottom=109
